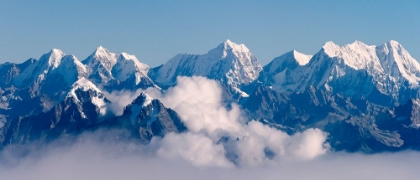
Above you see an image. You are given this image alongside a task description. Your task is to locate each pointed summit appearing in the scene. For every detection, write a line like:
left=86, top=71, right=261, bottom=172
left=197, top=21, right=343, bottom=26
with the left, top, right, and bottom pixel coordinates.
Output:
left=154, top=39, right=262, bottom=95
left=133, top=92, right=154, bottom=108
left=43, top=48, right=65, bottom=68
left=217, top=39, right=250, bottom=54
left=67, top=77, right=108, bottom=117
left=263, top=40, right=420, bottom=105
left=95, top=45, right=107, bottom=52
left=322, top=41, right=342, bottom=57
left=379, top=40, right=405, bottom=52
left=50, top=48, right=64, bottom=55
left=378, top=40, right=408, bottom=52
left=119, top=52, right=139, bottom=61
left=264, top=50, right=312, bottom=75
left=225, top=39, right=233, bottom=43
left=70, top=77, right=102, bottom=95
left=112, top=51, right=151, bottom=85
left=83, top=46, right=117, bottom=79
left=322, top=41, right=338, bottom=47
left=222, top=39, right=241, bottom=49
left=351, top=40, right=367, bottom=46
left=97, top=45, right=105, bottom=50
left=292, top=50, right=312, bottom=65
left=376, top=40, right=420, bottom=85
left=387, top=40, right=401, bottom=46
left=90, top=46, right=114, bottom=60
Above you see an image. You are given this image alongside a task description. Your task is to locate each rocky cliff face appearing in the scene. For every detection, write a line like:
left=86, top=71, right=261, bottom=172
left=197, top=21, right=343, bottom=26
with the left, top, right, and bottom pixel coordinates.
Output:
left=151, top=39, right=262, bottom=98
left=109, top=93, right=186, bottom=142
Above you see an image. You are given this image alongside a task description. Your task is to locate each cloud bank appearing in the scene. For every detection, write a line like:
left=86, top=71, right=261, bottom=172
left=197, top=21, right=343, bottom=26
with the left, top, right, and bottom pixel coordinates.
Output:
left=0, top=136, right=418, bottom=180
left=102, top=76, right=329, bottom=167
left=0, top=76, right=418, bottom=179
left=141, top=76, right=328, bottom=166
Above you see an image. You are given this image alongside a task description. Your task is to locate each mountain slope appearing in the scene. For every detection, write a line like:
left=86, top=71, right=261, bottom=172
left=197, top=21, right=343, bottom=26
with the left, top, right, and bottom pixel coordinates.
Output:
left=83, top=46, right=155, bottom=90
left=244, top=86, right=420, bottom=152
left=1, top=39, right=420, bottom=153
left=108, top=92, right=186, bottom=142
left=260, top=50, right=312, bottom=89
left=152, top=39, right=262, bottom=96
left=0, top=58, right=35, bottom=88
left=0, top=78, right=109, bottom=146
left=262, top=40, right=420, bottom=106
left=0, top=50, right=88, bottom=120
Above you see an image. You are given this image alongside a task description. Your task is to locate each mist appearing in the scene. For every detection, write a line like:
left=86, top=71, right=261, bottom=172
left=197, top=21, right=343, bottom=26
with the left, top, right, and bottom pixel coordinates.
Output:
left=0, top=133, right=418, bottom=180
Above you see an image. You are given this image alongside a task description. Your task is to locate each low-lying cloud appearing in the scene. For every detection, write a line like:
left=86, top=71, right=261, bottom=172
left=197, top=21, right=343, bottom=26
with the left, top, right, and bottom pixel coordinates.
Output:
left=103, top=89, right=144, bottom=116
left=143, top=76, right=329, bottom=166
left=0, top=135, right=418, bottom=180
left=0, top=76, right=416, bottom=179
left=102, top=76, right=329, bottom=166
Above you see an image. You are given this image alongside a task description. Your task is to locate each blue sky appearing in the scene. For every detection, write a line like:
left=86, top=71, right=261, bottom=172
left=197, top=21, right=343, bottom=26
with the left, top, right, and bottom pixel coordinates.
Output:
left=0, top=0, right=419, bottom=66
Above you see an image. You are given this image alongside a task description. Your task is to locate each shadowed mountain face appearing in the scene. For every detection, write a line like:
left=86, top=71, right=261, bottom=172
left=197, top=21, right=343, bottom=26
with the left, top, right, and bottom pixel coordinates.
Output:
left=243, top=86, right=420, bottom=152
left=245, top=40, right=420, bottom=152
left=109, top=93, right=186, bottom=142
left=1, top=40, right=420, bottom=153
left=0, top=89, right=185, bottom=147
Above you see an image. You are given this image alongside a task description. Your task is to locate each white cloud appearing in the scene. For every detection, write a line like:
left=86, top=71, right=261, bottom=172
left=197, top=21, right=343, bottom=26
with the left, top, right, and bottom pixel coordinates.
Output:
left=151, top=76, right=244, bottom=140
left=0, top=137, right=419, bottom=180
left=152, top=132, right=233, bottom=167
left=103, top=89, right=144, bottom=116
left=137, top=76, right=329, bottom=166
left=0, top=75, right=415, bottom=179
left=38, top=76, right=410, bottom=180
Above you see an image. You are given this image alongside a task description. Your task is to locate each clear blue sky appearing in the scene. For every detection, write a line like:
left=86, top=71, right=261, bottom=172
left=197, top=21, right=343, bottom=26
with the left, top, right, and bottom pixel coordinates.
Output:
left=0, top=0, right=419, bottom=67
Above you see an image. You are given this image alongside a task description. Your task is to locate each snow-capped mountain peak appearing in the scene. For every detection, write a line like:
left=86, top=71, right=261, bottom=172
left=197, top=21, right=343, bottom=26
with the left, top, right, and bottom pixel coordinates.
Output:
left=82, top=46, right=118, bottom=83
left=319, top=40, right=381, bottom=71
left=119, top=52, right=138, bottom=61
left=56, top=55, right=87, bottom=84
left=376, top=40, right=420, bottom=85
left=68, top=77, right=107, bottom=116
left=318, top=40, right=420, bottom=84
left=69, top=78, right=103, bottom=98
left=292, top=50, right=312, bottom=65
left=154, top=39, right=262, bottom=94
left=13, top=48, right=66, bottom=87
left=44, top=48, right=65, bottom=69
left=135, top=92, right=154, bottom=108
left=222, top=39, right=250, bottom=52
left=322, top=41, right=340, bottom=54
left=387, top=40, right=401, bottom=47
left=210, top=39, right=252, bottom=59
left=126, top=92, right=155, bottom=125
left=322, top=40, right=374, bottom=58
left=84, top=46, right=117, bottom=72
left=113, top=52, right=150, bottom=84
left=93, top=46, right=113, bottom=59
left=264, top=50, right=312, bottom=75
left=264, top=40, right=420, bottom=105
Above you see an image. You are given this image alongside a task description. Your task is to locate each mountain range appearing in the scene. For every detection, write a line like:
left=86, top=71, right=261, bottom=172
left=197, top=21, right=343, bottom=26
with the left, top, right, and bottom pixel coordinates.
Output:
left=1, top=39, right=420, bottom=152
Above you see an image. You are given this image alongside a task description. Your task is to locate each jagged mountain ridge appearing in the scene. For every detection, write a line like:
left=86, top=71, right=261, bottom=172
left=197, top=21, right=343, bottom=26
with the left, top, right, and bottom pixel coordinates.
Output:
left=151, top=39, right=263, bottom=97
left=0, top=77, right=110, bottom=145
left=0, top=46, right=157, bottom=121
left=0, top=82, right=185, bottom=146
left=82, top=46, right=155, bottom=90
left=106, top=92, right=186, bottom=142
left=244, top=85, right=418, bottom=152
left=0, top=39, right=420, bottom=152
left=261, top=40, right=420, bottom=106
